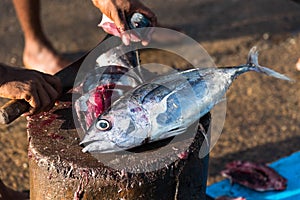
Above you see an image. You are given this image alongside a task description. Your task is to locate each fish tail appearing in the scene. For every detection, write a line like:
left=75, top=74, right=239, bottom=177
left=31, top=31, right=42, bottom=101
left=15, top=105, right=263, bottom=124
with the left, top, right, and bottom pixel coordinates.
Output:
left=247, top=46, right=293, bottom=81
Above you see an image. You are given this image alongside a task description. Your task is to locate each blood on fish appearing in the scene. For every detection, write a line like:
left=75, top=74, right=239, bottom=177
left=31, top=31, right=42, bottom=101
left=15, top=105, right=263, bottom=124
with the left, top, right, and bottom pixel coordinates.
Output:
left=85, top=84, right=115, bottom=128
left=177, top=151, right=189, bottom=160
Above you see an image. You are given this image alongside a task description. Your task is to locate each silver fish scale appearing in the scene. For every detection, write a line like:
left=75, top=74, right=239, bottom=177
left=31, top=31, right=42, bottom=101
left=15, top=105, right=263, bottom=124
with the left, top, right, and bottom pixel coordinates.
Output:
left=156, top=92, right=182, bottom=125
left=129, top=83, right=182, bottom=126
left=112, top=67, right=236, bottom=138
left=140, top=84, right=172, bottom=104
left=137, top=66, right=245, bottom=140
left=130, top=83, right=164, bottom=104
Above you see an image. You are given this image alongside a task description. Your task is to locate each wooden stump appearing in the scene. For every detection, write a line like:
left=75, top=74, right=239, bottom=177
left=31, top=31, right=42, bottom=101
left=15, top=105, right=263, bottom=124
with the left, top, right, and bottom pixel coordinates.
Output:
left=27, top=100, right=211, bottom=200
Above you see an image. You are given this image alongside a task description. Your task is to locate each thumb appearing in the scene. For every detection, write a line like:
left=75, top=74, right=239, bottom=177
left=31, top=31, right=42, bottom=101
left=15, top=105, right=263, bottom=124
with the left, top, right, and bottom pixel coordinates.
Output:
left=113, top=12, right=132, bottom=45
left=99, top=14, right=122, bottom=37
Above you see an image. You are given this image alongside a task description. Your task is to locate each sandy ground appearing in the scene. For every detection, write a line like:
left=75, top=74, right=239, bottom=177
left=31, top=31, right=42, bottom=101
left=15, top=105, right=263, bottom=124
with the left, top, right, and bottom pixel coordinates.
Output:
left=0, top=0, right=299, bottom=194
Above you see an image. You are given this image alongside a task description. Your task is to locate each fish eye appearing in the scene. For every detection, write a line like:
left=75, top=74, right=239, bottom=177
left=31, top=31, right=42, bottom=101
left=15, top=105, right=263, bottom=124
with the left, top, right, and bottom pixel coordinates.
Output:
left=96, top=119, right=111, bottom=131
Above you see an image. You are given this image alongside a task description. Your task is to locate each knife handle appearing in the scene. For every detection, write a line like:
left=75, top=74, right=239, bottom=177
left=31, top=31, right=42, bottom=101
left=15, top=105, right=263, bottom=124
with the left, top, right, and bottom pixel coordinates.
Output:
left=0, top=99, right=30, bottom=124
left=128, top=13, right=151, bottom=38
left=129, top=13, right=151, bottom=29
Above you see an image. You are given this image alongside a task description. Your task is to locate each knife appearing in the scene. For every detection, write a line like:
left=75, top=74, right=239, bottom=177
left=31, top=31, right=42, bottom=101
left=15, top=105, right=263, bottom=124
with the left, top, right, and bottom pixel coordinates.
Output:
left=0, top=13, right=150, bottom=125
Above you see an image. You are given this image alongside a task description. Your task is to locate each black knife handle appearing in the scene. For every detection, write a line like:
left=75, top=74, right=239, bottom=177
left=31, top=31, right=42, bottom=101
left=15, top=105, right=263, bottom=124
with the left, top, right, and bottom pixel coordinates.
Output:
left=128, top=13, right=151, bottom=38
left=0, top=99, right=30, bottom=124
left=129, top=13, right=151, bottom=29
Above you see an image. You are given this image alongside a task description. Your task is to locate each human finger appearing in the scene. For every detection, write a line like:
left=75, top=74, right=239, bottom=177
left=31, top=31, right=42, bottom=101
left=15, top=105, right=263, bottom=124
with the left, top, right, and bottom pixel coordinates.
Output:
left=22, top=88, right=40, bottom=116
left=141, top=27, right=155, bottom=46
left=129, top=8, right=157, bottom=45
left=114, top=10, right=134, bottom=46
left=31, top=82, right=51, bottom=114
left=41, top=82, right=60, bottom=112
left=99, top=14, right=122, bottom=37
left=42, top=74, right=62, bottom=95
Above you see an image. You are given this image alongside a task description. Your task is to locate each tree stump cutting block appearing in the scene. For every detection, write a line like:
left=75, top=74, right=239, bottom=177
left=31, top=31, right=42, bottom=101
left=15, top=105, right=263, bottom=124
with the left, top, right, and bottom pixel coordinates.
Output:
left=27, top=100, right=211, bottom=200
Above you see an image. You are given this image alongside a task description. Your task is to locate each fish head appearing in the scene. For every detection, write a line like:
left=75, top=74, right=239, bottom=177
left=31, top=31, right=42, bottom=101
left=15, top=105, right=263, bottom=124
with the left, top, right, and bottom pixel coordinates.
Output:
left=80, top=101, right=149, bottom=153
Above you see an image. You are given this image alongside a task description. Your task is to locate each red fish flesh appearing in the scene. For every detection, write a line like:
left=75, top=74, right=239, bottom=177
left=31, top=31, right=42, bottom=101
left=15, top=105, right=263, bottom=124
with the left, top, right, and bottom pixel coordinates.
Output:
left=221, top=160, right=287, bottom=191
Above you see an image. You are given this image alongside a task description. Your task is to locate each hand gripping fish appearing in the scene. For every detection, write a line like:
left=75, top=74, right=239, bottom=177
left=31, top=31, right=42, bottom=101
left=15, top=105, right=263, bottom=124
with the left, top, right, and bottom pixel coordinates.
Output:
left=80, top=47, right=292, bottom=153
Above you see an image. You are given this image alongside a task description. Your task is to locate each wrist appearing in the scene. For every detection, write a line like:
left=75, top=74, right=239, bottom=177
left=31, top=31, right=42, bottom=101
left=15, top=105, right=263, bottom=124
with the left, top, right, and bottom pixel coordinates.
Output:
left=0, top=64, right=18, bottom=86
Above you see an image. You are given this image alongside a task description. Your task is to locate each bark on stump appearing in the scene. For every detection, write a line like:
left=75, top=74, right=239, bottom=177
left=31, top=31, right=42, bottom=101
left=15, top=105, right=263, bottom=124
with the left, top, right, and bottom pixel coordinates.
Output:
left=27, top=101, right=211, bottom=200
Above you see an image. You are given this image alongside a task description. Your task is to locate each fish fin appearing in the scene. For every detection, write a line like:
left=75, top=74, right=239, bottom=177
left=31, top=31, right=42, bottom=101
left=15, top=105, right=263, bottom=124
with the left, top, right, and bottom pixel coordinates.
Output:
left=247, top=46, right=293, bottom=82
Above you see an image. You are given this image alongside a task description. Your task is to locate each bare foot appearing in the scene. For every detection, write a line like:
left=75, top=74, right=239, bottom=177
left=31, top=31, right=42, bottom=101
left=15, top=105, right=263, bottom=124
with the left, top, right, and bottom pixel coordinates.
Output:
left=296, top=58, right=300, bottom=71
left=23, top=39, right=70, bottom=75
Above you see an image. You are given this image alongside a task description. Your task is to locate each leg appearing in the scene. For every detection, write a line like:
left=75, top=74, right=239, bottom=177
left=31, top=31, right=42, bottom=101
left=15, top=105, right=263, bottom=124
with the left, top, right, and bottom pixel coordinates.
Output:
left=296, top=58, right=300, bottom=71
left=12, top=0, right=69, bottom=75
left=290, top=1, right=300, bottom=70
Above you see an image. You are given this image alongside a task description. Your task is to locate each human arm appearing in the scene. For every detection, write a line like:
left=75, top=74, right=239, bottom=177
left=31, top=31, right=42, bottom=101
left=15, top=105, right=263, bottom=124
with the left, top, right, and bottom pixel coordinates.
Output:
left=92, top=0, right=157, bottom=45
left=0, top=63, right=62, bottom=115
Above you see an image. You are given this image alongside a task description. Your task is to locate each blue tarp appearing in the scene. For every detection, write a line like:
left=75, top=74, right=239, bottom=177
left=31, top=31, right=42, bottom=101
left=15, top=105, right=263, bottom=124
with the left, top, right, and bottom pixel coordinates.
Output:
left=207, top=151, right=300, bottom=200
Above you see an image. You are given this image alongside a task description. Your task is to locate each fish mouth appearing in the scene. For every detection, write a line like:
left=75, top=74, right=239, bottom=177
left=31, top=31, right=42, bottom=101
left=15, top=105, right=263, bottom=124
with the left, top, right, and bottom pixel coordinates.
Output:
left=80, top=139, right=119, bottom=153
left=79, top=140, right=98, bottom=148
left=80, top=140, right=98, bottom=153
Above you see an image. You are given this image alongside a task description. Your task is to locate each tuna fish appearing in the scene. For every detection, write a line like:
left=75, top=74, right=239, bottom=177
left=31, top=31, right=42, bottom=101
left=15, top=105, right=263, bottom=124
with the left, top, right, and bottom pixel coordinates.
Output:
left=79, top=47, right=292, bottom=153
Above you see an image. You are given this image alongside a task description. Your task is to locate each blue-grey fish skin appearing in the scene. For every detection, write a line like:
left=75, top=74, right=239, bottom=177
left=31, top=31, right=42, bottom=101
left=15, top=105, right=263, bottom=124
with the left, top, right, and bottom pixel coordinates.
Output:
left=80, top=47, right=292, bottom=153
